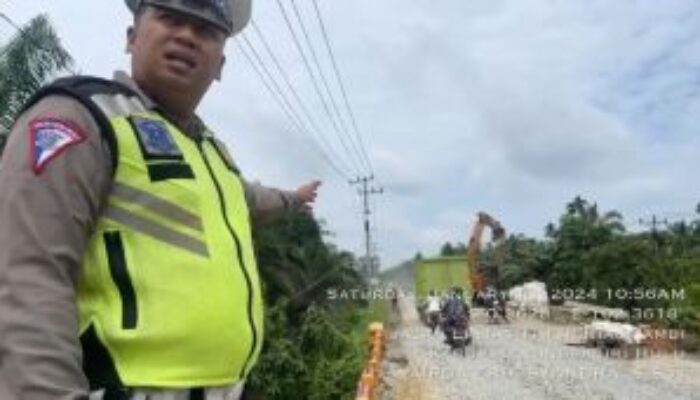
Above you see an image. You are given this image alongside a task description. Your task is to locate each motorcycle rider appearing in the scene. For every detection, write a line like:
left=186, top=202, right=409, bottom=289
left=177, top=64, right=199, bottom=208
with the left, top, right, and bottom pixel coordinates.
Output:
left=425, top=290, right=441, bottom=334
left=441, top=286, right=470, bottom=345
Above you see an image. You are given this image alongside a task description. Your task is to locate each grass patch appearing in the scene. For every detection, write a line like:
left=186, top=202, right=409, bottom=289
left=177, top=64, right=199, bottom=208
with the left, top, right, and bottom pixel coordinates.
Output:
left=369, top=299, right=391, bottom=324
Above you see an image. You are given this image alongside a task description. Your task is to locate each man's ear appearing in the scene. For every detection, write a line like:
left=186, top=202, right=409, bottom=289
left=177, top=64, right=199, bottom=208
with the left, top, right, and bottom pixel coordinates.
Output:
left=126, top=26, right=135, bottom=54
left=215, top=55, right=226, bottom=81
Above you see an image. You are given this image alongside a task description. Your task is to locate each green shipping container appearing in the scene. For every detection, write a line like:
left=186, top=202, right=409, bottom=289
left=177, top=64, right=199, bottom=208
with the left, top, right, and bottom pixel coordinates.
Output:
left=415, top=256, right=472, bottom=303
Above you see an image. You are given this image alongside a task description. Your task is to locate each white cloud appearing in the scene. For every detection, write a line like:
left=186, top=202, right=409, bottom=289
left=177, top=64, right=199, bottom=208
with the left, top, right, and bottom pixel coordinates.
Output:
left=3, top=0, right=699, bottom=268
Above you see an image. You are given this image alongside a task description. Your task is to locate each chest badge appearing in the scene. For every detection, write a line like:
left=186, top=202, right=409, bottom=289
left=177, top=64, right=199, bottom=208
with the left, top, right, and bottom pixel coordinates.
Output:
left=132, top=116, right=183, bottom=160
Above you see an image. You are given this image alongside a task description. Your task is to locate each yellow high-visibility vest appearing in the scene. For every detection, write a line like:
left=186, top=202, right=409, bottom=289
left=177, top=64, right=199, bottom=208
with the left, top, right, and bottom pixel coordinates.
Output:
left=35, top=78, right=265, bottom=388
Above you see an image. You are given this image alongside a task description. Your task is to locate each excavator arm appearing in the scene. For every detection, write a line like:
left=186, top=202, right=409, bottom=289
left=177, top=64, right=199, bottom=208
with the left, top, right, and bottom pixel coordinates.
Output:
left=467, top=212, right=506, bottom=296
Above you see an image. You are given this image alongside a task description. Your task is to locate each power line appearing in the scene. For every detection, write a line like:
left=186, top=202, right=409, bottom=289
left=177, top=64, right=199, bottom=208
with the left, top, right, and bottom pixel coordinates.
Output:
left=236, top=39, right=351, bottom=181
left=249, top=20, right=356, bottom=176
left=239, top=35, right=307, bottom=138
left=274, top=0, right=366, bottom=175
left=310, top=0, right=374, bottom=175
left=287, top=0, right=370, bottom=174
left=0, top=12, right=24, bottom=59
left=238, top=39, right=349, bottom=181
left=0, top=12, right=21, bottom=31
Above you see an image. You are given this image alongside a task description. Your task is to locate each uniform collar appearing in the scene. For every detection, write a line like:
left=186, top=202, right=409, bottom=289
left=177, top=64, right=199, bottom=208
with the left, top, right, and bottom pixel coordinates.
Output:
left=112, top=71, right=208, bottom=140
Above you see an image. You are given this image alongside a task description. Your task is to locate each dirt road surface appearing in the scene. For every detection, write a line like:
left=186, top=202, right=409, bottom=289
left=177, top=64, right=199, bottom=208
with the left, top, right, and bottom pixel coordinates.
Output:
left=380, top=296, right=700, bottom=400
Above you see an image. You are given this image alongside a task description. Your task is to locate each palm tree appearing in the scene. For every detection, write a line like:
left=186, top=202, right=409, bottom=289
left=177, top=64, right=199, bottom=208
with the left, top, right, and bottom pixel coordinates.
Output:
left=598, top=209, right=625, bottom=235
left=566, top=195, right=587, bottom=217
left=0, top=13, right=73, bottom=154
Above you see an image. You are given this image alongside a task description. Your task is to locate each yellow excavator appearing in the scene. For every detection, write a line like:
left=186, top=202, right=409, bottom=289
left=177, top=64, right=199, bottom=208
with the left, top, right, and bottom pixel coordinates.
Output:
left=467, top=212, right=506, bottom=303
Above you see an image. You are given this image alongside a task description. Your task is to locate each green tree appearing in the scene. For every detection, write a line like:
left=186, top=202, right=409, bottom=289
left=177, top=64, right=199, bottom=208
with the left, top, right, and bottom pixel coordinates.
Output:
left=440, top=241, right=455, bottom=256
left=584, top=236, right=658, bottom=309
left=500, top=234, right=551, bottom=288
left=502, top=198, right=699, bottom=333
left=247, top=212, right=369, bottom=399
left=0, top=14, right=73, bottom=154
left=545, top=196, right=626, bottom=292
left=254, top=212, right=362, bottom=312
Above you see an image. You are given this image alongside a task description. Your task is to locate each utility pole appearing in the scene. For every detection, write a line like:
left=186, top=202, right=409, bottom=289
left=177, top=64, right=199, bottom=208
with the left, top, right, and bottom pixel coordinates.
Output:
left=350, top=175, right=383, bottom=278
left=639, top=215, right=668, bottom=233
left=639, top=215, right=669, bottom=254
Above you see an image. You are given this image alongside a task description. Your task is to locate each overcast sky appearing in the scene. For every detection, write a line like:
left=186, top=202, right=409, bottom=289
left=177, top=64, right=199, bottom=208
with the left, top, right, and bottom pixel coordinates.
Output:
left=3, top=0, right=699, bottom=268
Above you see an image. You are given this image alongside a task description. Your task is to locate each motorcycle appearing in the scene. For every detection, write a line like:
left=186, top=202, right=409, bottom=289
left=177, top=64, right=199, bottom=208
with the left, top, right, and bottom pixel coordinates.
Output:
left=443, top=316, right=472, bottom=356
left=428, top=310, right=440, bottom=335
left=496, top=300, right=509, bottom=323
left=487, top=299, right=508, bottom=324
left=487, top=306, right=497, bottom=324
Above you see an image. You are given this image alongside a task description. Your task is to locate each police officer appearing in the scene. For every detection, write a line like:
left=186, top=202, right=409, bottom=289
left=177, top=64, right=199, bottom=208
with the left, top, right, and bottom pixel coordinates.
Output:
left=0, top=0, right=322, bottom=399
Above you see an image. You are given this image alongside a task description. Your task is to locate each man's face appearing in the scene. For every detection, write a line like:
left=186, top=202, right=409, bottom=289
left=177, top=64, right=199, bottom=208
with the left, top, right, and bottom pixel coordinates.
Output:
left=127, top=6, right=227, bottom=97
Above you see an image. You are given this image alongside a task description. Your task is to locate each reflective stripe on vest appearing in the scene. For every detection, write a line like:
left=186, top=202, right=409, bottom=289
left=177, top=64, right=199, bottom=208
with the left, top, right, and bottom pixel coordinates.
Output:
left=79, top=95, right=263, bottom=388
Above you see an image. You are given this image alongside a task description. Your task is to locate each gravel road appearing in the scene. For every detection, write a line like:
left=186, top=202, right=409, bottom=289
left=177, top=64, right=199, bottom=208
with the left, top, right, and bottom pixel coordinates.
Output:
left=380, top=297, right=700, bottom=400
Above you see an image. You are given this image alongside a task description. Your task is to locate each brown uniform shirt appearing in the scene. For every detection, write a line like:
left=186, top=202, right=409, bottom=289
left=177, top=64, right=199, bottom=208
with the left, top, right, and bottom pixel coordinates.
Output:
left=0, top=73, right=297, bottom=399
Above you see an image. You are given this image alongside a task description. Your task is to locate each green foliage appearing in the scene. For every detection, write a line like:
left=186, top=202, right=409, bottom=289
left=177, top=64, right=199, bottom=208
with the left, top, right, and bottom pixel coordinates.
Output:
left=499, top=234, right=549, bottom=288
left=687, top=283, right=700, bottom=306
left=535, top=197, right=645, bottom=298
left=0, top=14, right=73, bottom=154
left=440, top=241, right=467, bottom=257
left=671, top=282, right=700, bottom=334
left=247, top=303, right=308, bottom=397
left=440, top=242, right=455, bottom=256
left=246, top=212, right=369, bottom=400
left=248, top=300, right=368, bottom=400
left=300, top=306, right=365, bottom=400
left=254, top=212, right=362, bottom=313
left=368, top=298, right=391, bottom=324
left=497, top=196, right=700, bottom=332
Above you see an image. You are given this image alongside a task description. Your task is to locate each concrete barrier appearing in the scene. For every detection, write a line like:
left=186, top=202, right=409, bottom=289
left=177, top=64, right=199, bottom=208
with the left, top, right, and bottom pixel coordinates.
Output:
left=356, top=322, right=385, bottom=400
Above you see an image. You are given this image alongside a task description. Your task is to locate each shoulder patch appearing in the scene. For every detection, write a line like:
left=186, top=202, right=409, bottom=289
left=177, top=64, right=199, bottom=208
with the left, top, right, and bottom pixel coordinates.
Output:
left=29, top=118, right=87, bottom=175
